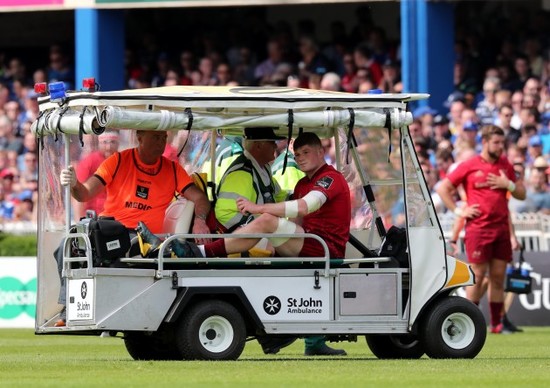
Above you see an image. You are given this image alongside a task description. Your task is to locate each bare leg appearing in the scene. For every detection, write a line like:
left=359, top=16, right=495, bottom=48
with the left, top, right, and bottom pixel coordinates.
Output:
left=466, top=262, right=488, bottom=302
left=504, top=292, right=515, bottom=312
left=224, top=214, right=305, bottom=257
left=487, top=259, right=507, bottom=303
left=480, top=275, right=489, bottom=297
left=224, top=214, right=281, bottom=254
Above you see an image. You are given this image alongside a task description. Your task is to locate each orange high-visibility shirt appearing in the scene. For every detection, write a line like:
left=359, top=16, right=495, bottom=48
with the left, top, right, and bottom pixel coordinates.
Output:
left=94, top=148, right=193, bottom=233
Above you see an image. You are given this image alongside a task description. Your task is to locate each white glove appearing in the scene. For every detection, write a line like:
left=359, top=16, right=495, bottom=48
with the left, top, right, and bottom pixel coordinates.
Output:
left=60, top=166, right=77, bottom=188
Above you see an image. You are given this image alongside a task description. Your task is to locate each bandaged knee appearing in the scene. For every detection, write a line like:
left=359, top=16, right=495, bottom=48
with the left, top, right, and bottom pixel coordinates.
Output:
left=228, top=238, right=273, bottom=258
left=269, top=218, right=297, bottom=247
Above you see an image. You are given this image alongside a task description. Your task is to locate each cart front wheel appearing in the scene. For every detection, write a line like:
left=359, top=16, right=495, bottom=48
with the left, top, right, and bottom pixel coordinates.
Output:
left=420, top=296, right=486, bottom=359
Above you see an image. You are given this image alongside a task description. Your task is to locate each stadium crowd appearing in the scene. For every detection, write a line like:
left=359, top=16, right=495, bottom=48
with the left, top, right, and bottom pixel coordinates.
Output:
left=0, top=5, right=549, bottom=233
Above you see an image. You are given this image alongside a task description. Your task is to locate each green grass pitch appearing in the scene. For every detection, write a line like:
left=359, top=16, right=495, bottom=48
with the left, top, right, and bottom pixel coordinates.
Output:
left=0, top=328, right=549, bottom=387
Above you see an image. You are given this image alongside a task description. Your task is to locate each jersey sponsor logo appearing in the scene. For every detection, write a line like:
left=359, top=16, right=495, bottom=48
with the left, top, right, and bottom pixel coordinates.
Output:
left=136, top=185, right=149, bottom=199
left=315, top=176, right=333, bottom=190
left=124, top=201, right=152, bottom=211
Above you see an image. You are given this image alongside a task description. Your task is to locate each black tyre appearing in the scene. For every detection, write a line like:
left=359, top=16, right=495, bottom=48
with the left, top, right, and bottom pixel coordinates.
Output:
left=176, top=300, right=246, bottom=360
left=124, top=328, right=181, bottom=361
left=366, top=334, right=424, bottom=359
left=420, top=296, right=486, bottom=359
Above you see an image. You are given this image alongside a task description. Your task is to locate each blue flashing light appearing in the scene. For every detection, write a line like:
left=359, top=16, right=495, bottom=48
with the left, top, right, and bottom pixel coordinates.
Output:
left=49, top=81, right=66, bottom=102
left=367, top=89, right=383, bottom=94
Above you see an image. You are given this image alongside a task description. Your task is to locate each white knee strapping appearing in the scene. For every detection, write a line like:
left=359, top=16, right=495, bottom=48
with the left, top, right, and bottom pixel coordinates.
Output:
left=270, top=218, right=297, bottom=247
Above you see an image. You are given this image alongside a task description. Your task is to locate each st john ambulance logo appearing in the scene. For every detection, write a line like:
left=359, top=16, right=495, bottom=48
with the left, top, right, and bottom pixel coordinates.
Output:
left=263, top=296, right=281, bottom=315
left=81, top=281, right=88, bottom=299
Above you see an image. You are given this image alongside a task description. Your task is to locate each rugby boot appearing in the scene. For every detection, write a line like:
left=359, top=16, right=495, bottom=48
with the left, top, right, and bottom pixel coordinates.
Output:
left=170, top=239, right=204, bottom=258
left=502, top=314, right=523, bottom=333
left=136, top=221, right=162, bottom=257
left=54, top=307, right=66, bottom=327
left=257, top=335, right=297, bottom=355
left=304, top=344, right=347, bottom=356
left=490, top=323, right=504, bottom=334
left=54, top=319, right=66, bottom=327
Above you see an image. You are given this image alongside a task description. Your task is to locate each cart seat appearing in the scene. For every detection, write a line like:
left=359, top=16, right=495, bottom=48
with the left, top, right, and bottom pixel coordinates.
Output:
left=163, top=198, right=195, bottom=234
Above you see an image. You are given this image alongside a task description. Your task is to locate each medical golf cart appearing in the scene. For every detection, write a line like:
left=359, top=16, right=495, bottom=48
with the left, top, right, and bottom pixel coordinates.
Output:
left=33, top=84, right=486, bottom=360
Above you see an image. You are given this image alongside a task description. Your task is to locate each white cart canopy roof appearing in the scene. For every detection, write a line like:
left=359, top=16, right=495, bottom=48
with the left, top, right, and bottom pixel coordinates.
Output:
left=32, top=86, right=428, bottom=137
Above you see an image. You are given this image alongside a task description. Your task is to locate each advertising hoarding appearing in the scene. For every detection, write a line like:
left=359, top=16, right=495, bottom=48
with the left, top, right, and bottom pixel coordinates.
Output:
left=0, top=258, right=36, bottom=328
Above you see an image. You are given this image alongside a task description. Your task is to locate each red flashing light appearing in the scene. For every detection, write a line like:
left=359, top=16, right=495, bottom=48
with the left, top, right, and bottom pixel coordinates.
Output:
left=34, top=82, right=47, bottom=95
left=82, top=78, right=96, bottom=92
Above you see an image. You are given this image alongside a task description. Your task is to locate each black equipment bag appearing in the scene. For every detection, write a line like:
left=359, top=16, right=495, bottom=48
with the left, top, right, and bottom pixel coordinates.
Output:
left=378, top=225, right=409, bottom=268
left=505, top=248, right=533, bottom=294
left=75, top=215, right=131, bottom=266
left=88, top=218, right=131, bottom=266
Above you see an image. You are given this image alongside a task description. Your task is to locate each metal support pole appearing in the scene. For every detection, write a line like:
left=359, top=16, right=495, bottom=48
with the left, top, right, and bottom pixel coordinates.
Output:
left=64, top=134, right=71, bottom=233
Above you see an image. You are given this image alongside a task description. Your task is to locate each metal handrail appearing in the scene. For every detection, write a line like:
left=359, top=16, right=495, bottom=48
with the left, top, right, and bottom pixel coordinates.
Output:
left=62, top=230, right=393, bottom=279
left=61, top=232, right=93, bottom=277
left=157, top=232, right=331, bottom=276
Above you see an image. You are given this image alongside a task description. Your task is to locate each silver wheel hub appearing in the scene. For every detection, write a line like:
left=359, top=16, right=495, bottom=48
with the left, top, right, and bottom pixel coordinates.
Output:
left=441, top=312, right=475, bottom=349
left=198, top=315, right=234, bottom=353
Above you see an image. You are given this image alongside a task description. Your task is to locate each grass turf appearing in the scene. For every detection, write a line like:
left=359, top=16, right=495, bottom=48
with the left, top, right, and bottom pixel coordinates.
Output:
left=0, top=328, right=549, bottom=387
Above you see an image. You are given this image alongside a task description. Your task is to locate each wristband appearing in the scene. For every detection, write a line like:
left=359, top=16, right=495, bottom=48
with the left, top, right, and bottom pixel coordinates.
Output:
left=195, top=214, right=207, bottom=220
left=453, top=207, right=463, bottom=217
left=507, top=180, right=516, bottom=192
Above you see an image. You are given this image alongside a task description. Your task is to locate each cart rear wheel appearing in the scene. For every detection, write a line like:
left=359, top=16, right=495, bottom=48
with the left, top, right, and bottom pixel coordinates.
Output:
left=177, top=300, right=246, bottom=360
left=124, top=330, right=180, bottom=360
left=420, top=296, right=486, bottom=359
left=366, top=334, right=424, bottom=359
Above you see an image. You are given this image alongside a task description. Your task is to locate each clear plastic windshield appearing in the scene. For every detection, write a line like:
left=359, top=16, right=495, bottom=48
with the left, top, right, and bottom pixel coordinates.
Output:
left=35, top=129, right=211, bottom=327
left=402, top=137, right=433, bottom=228
left=38, top=130, right=212, bottom=232
left=348, top=126, right=404, bottom=233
